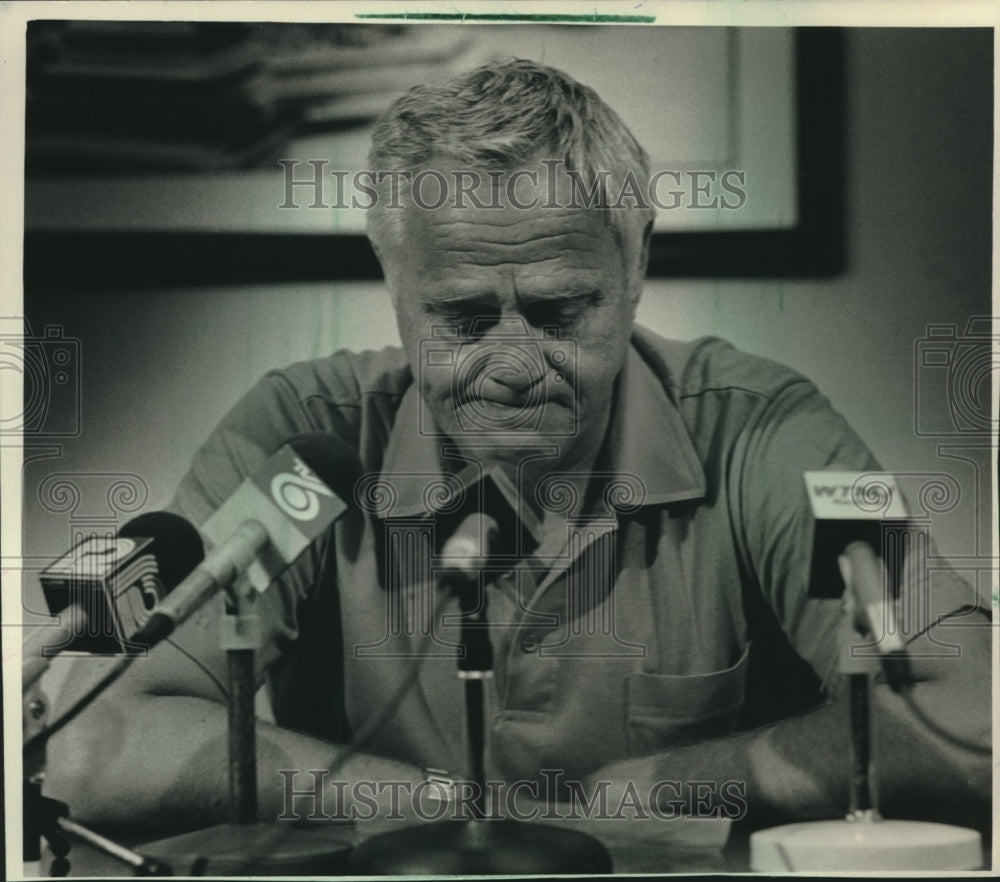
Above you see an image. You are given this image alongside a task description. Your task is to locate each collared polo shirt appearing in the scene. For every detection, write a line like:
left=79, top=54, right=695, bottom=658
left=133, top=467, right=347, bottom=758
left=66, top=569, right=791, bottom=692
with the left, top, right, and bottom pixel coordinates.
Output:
left=168, top=324, right=975, bottom=786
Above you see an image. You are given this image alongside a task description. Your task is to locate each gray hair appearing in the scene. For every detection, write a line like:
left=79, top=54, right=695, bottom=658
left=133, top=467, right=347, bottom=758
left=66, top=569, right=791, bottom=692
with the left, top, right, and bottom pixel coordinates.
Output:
left=366, top=58, right=655, bottom=276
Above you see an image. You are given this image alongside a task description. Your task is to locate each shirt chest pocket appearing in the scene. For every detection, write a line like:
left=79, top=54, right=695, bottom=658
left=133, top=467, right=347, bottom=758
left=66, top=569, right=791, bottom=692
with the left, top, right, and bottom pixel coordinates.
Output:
left=625, top=644, right=751, bottom=755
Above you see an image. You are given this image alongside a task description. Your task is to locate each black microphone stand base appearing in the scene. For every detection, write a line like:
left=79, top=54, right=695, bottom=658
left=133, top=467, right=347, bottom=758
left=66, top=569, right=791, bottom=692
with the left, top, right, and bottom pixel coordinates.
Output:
left=139, top=822, right=354, bottom=876
left=750, top=818, right=983, bottom=872
left=349, top=818, right=612, bottom=875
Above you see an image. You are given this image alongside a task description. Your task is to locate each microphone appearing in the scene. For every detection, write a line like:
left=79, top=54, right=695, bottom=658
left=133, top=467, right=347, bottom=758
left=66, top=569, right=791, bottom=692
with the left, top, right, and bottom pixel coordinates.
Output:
left=23, top=512, right=204, bottom=690
left=803, top=470, right=913, bottom=690
left=439, top=512, right=500, bottom=675
left=350, top=504, right=615, bottom=874
left=133, top=433, right=362, bottom=648
left=124, top=435, right=363, bottom=875
left=440, top=512, right=500, bottom=581
left=746, top=474, right=982, bottom=872
left=23, top=433, right=363, bottom=757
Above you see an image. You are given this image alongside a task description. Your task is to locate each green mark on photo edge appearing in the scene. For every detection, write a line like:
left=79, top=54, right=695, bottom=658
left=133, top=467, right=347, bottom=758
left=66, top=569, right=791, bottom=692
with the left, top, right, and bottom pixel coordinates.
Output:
left=356, top=13, right=656, bottom=23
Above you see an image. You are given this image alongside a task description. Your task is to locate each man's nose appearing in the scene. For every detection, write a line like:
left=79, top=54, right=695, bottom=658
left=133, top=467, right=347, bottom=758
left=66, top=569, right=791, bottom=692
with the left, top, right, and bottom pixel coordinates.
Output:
left=465, top=313, right=549, bottom=388
left=484, top=353, right=540, bottom=392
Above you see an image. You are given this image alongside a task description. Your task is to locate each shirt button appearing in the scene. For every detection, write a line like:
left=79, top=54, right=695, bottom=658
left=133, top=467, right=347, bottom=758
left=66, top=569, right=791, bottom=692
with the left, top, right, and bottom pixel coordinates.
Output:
left=520, top=632, right=538, bottom=652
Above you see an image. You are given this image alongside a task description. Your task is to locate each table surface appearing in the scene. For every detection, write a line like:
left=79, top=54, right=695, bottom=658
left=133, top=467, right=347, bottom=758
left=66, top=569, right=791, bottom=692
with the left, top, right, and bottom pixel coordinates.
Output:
left=36, top=815, right=751, bottom=876
left=34, top=815, right=991, bottom=875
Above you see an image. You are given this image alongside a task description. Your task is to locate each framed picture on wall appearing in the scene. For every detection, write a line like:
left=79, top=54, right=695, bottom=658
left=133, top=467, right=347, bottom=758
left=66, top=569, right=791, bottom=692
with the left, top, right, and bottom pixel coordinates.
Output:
left=23, top=24, right=844, bottom=288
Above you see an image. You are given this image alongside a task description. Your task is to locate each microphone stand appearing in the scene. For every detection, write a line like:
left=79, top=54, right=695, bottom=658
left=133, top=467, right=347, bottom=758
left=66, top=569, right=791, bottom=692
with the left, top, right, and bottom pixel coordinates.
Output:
left=139, top=588, right=353, bottom=875
left=456, top=564, right=492, bottom=816
left=349, top=564, right=613, bottom=875
left=750, top=569, right=984, bottom=871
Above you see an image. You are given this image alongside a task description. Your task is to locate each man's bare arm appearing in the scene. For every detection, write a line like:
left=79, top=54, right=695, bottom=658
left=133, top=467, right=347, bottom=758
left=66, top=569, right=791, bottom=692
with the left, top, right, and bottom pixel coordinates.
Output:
left=44, top=691, right=426, bottom=830
left=584, top=623, right=991, bottom=829
left=41, top=593, right=426, bottom=830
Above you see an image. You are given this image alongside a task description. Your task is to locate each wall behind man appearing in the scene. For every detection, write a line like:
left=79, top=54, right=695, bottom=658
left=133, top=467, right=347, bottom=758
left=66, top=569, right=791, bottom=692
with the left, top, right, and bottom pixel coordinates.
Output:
left=23, top=29, right=992, bottom=617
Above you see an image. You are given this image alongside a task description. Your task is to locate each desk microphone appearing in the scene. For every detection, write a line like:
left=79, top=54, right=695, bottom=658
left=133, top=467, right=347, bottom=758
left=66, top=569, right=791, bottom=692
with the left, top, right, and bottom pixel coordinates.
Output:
left=135, top=433, right=362, bottom=876
left=133, top=432, right=362, bottom=648
left=749, top=471, right=982, bottom=871
left=350, top=504, right=613, bottom=875
left=23, top=513, right=202, bottom=876
left=28, top=437, right=364, bottom=876
left=440, top=512, right=500, bottom=575
left=23, top=512, right=204, bottom=691
left=25, top=433, right=362, bottom=756
left=803, top=470, right=912, bottom=690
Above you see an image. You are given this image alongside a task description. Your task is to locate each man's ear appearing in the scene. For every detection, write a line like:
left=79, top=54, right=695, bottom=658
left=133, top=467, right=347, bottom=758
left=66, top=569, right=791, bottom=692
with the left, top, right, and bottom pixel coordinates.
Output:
left=637, top=218, right=653, bottom=281
left=369, top=235, right=387, bottom=274
left=369, top=235, right=400, bottom=310
left=628, top=218, right=654, bottom=308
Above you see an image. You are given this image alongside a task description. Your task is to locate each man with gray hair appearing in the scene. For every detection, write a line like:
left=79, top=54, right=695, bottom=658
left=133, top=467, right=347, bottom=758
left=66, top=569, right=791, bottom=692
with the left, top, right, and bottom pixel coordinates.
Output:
left=48, top=59, right=989, bottom=836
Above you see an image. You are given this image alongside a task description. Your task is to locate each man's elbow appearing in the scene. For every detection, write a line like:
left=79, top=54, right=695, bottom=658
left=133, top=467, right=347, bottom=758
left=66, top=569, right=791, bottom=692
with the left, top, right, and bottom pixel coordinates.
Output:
left=43, top=678, right=168, bottom=824
left=41, top=688, right=146, bottom=825
left=879, top=651, right=992, bottom=827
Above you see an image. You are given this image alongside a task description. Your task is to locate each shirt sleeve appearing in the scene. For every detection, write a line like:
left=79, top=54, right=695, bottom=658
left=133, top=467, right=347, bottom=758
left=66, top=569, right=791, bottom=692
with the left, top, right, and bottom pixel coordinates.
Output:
left=734, top=379, right=983, bottom=691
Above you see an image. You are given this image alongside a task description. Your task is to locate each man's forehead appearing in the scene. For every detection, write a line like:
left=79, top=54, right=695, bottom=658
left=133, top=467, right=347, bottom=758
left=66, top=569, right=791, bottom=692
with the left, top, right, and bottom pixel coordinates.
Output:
left=397, top=203, right=619, bottom=288
left=378, top=161, right=632, bottom=290
left=411, top=202, right=610, bottom=245
left=394, top=160, right=618, bottom=236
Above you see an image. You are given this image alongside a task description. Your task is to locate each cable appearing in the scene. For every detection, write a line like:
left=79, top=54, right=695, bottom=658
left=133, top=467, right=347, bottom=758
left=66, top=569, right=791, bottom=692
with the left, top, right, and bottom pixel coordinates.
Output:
left=347, top=627, right=439, bottom=755
left=24, top=636, right=233, bottom=756
left=165, top=637, right=228, bottom=700
left=24, top=652, right=139, bottom=756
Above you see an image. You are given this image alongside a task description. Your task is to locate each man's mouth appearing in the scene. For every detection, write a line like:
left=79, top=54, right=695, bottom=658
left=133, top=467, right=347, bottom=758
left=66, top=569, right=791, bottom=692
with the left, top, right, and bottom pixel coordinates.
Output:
left=471, top=376, right=542, bottom=408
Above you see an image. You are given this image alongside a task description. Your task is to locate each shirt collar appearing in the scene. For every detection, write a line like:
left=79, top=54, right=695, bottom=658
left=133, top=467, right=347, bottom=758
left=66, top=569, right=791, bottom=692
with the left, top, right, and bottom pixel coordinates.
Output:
left=377, top=328, right=706, bottom=520
left=601, top=329, right=707, bottom=506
